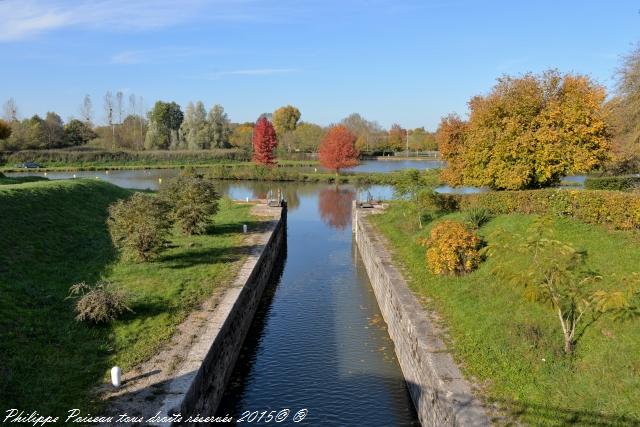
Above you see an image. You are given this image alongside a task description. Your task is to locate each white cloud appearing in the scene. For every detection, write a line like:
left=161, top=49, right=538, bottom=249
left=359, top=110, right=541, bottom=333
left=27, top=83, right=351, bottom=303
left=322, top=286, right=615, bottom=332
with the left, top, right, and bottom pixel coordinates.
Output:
left=110, top=47, right=221, bottom=65
left=0, top=0, right=219, bottom=42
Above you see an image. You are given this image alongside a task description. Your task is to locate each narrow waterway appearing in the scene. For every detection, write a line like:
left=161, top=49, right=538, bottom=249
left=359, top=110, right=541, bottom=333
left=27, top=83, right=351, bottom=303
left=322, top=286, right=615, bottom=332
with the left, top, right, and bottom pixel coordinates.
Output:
left=216, top=185, right=419, bottom=425
left=7, top=167, right=421, bottom=425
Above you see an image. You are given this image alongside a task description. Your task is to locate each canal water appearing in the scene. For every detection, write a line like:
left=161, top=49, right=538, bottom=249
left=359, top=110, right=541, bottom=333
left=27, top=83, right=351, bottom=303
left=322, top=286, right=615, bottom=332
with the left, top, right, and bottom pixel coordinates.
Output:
left=7, top=165, right=421, bottom=425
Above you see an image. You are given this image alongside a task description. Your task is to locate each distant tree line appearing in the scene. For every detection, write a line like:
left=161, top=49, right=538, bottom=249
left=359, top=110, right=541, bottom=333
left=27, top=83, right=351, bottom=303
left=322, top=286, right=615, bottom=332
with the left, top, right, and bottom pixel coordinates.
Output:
left=0, top=95, right=436, bottom=154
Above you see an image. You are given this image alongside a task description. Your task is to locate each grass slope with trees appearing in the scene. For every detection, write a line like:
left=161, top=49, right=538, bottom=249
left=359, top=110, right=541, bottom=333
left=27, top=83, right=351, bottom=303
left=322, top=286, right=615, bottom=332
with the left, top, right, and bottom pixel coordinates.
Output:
left=0, top=179, right=261, bottom=415
left=372, top=201, right=640, bottom=425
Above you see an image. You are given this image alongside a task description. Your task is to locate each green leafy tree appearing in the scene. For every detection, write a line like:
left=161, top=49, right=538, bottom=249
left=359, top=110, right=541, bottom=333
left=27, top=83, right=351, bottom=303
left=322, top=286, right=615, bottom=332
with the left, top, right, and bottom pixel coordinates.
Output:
left=0, top=119, right=11, bottom=140
left=207, top=104, right=231, bottom=148
left=408, top=127, right=437, bottom=152
left=292, top=122, right=325, bottom=152
left=145, top=101, right=184, bottom=149
left=180, top=101, right=208, bottom=150
left=107, top=193, right=172, bottom=261
left=43, top=112, right=65, bottom=148
left=484, top=217, right=640, bottom=354
left=159, top=169, right=221, bottom=235
left=393, top=169, right=440, bottom=228
left=64, top=119, right=97, bottom=146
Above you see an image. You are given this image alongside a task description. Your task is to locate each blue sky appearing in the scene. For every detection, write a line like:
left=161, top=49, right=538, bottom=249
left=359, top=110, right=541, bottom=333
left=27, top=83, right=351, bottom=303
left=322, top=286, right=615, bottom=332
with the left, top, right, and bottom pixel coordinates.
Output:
left=1, top=0, right=639, bottom=130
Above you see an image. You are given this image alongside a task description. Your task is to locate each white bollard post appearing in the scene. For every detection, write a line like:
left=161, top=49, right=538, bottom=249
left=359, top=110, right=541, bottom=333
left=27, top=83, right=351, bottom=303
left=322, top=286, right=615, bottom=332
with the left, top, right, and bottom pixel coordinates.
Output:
left=111, top=366, right=121, bottom=387
left=245, top=196, right=249, bottom=202
left=43, top=172, right=47, bottom=176
left=73, top=174, right=76, bottom=179
left=243, top=224, right=247, bottom=234
left=158, top=178, right=162, bottom=184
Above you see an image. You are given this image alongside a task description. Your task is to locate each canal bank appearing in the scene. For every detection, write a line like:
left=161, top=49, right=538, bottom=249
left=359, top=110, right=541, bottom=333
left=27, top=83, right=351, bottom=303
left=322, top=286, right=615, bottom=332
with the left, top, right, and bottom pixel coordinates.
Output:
left=352, top=203, right=490, bottom=427
left=102, top=203, right=286, bottom=426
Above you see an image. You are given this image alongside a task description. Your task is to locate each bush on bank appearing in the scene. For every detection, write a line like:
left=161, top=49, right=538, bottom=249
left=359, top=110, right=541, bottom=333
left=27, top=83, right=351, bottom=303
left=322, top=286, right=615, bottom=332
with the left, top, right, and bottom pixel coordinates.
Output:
left=584, top=175, right=640, bottom=191
left=443, top=189, right=640, bottom=231
left=418, top=220, right=482, bottom=275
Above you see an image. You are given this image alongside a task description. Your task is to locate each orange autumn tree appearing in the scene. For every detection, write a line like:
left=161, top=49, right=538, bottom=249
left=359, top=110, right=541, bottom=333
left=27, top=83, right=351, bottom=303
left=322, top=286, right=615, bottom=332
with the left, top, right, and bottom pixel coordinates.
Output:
left=318, top=125, right=359, bottom=175
left=436, top=114, right=467, bottom=187
left=252, top=116, right=278, bottom=166
left=438, top=70, right=611, bottom=190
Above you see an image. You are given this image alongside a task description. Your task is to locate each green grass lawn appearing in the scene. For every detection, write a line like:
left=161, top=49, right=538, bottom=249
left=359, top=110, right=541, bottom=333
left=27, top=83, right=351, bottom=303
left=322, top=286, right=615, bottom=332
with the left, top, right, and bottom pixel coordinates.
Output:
left=0, top=179, right=260, bottom=415
left=0, top=174, right=48, bottom=185
left=371, top=203, right=640, bottom=426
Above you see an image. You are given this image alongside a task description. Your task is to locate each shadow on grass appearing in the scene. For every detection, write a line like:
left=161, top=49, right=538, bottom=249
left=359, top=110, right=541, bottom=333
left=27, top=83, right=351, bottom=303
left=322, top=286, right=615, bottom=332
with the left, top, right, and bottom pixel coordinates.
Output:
left=488, top=396, right=640, bottom=426
left=206, top=219, right=271, bottom=236
left=159, top=245, right=262, bottom=269
left=0, top=181, right=129, bottom=414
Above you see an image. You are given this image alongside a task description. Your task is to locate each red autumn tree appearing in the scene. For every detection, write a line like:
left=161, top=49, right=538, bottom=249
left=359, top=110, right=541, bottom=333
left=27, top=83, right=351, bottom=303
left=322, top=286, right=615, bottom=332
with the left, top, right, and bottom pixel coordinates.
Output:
left=252, top=116, right=278, bottom=166
left=318, top=125, right=359, bottom=174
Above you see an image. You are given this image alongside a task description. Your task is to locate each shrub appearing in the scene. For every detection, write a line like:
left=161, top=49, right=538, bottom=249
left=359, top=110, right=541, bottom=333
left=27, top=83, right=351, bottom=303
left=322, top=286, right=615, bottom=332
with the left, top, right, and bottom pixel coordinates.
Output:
left=108, top=192, right=172, bottom=261
left=450, top=189, right=640, bottom=231
left=159, top=168, right=220, bottom=235
left=584, top=175, right=640, bottom=191
left=418, top=220, right=482, bottom=275
left=67, top=281, right=131, bottom=324
left=464, top=207, right=493, bottom=228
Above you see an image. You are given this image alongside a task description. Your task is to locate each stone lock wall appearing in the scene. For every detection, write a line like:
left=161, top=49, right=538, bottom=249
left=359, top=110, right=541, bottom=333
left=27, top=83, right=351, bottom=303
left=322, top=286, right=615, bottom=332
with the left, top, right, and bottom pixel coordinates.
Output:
left=156, top=205, right=287, bottom=426
left=353, top=204, right=490, bottom=427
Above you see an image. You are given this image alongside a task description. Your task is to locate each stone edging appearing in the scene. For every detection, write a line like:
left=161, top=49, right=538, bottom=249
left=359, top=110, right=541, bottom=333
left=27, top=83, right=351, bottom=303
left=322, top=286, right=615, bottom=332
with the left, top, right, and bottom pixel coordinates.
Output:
left=353, top=203, right=490, bottom=427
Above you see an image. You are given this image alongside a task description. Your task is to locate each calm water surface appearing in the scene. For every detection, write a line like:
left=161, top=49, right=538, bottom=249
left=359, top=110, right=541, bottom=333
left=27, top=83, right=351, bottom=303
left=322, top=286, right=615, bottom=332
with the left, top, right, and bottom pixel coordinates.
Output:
left=8, top=167, right=419, bottom=425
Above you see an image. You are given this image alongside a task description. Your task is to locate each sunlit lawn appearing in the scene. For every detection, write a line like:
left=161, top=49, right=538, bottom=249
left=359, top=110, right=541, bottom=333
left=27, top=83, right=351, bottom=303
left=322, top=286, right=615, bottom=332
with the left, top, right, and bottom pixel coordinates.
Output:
left=372, top=203, right=640, bottom=425
left=0, top=179, right=261, bottom=415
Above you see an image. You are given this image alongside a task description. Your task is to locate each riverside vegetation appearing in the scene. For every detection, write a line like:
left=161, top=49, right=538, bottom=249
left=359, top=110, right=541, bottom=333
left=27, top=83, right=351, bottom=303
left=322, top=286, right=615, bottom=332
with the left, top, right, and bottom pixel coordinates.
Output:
left=0, top=177, right=263, bottom=414
left=372, top=165, right=640, bottom=424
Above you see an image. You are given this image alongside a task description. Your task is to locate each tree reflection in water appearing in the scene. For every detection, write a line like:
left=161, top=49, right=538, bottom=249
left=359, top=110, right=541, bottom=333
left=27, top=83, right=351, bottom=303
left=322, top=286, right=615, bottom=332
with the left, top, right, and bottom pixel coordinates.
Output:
left=318, top=186, right=355, bottom=230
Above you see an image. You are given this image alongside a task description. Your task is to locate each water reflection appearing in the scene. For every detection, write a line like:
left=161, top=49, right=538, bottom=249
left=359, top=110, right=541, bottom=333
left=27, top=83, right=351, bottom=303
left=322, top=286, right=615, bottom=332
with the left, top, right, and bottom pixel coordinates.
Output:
left=318, top=187, right=354, bottom=230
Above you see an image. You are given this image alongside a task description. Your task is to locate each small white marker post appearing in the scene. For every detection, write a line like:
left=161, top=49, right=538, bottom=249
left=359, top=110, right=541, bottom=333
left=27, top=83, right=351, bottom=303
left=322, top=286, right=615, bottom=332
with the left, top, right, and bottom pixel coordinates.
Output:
left=73, top=174, right=77, bottom=179
left=111, top=366, right=121, bottom=388
left=243, top=224, right=247, bottom=234
left=158, top=177, right=162, bottom=184
left=245, top=196, right=249, bottom=202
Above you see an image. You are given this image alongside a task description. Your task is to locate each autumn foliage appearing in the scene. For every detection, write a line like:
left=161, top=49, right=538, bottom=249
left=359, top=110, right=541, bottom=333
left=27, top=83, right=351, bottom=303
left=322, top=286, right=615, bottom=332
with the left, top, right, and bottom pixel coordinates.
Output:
left=438, top=70, right=611, bottom=190
left=318, top=125, right=359, bottom=174
left=418, top=220, right=482, bottom=275
left=252, top=116, right=278, bottom=166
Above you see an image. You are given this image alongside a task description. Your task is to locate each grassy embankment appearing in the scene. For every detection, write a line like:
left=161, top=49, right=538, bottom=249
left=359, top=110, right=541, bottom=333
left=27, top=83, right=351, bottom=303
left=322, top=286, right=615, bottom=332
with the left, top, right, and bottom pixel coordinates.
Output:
left=0, top=148, right=318, bottom=172
left=205, top=163, right=406, bottom=185
left=371, top=203, right=640, bottom=425
left=0, top=179, right=261, bottom=415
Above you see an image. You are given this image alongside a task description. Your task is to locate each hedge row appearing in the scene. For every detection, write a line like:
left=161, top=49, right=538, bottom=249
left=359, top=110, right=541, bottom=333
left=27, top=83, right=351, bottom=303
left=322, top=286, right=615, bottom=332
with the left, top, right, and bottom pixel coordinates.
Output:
left=448, top=189, right=640, bottom=231
left=584, top=175, right=640, bottom=191
left=0, top=148, right=250, bottom=166
left=206, top=164, right=400, bottom=185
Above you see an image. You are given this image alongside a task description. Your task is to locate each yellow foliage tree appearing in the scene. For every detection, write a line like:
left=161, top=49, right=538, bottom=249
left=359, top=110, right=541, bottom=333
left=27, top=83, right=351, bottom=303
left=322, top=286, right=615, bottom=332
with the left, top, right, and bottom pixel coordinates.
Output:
left=439, top=71, right=611, bottom=190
